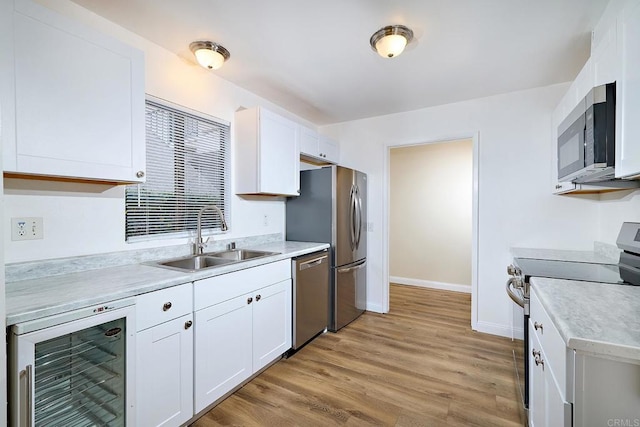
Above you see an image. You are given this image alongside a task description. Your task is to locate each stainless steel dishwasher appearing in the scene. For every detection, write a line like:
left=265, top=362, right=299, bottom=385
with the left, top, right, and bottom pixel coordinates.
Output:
left=291, top=249, right=329, bottom=350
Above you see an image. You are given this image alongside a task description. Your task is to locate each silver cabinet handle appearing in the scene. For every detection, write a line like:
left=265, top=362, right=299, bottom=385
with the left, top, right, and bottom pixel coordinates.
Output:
left=22, top=365, right=33, bottom=427
left=534, top=321, right=543, bottom=332
left=535, top=355, right=545, bottom=369
left=247, top=297, right=253, bottom=304
left=255, top=294, right=262, bottom=302
left=163, top=302, right=172, bottom=311
left=184, top=320, right=193, bottom=330
left=136, top=171, right=145, bottom=178
left=532, top=349, right=541, bottom=358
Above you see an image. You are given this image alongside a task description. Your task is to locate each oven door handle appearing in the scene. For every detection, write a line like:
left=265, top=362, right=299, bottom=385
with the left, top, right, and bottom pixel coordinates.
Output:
left=506, top=277, right=525, bottom=308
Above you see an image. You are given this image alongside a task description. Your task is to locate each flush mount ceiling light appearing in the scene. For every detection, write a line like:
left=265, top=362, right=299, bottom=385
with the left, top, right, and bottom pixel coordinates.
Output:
left=369, top=25, right=414, bottom=58
left=189, top=41, right=230, bottom=70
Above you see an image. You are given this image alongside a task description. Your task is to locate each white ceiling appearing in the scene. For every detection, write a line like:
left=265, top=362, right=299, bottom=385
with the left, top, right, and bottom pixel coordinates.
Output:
left=71, top=0, right=609, bottom=125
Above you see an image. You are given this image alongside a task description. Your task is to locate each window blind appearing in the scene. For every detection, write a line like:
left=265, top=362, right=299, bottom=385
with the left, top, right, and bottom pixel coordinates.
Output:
left=125, top=98, right=230, bottom=241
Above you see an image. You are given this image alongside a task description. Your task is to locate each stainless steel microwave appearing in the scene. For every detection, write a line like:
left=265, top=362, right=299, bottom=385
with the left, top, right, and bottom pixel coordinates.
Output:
left=557, top=82, right=616, bottom=183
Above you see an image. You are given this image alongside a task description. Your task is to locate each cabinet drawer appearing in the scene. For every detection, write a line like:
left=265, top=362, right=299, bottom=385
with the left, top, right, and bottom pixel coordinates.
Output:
left=530, top=288, right=567, bottom=398
left=194, top=260, right=291, bottom=311
left=136, top=282, right=193, bottom=331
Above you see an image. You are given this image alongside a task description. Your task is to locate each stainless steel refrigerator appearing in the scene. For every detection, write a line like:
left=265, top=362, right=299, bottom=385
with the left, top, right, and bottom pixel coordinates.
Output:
left=286, top=165, right=366, bottom=332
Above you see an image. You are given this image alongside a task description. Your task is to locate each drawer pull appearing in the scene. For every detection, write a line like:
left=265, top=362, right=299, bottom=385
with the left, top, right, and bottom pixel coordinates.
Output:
left=534, top=355, right=545, bottom=369
left=184, top=320, right=193, bottom=330
left=255, top=294, right=262, bottom=302
left=163, top=302, right=172, bottom=311
left=247, top=297, right=253, bottom=304
left=532, top=349, right=541, bottom=358
left=534, top=321, right=543, bottom=332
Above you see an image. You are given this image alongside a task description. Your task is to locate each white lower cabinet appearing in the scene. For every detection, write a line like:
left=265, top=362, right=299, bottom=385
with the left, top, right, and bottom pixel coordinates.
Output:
left=194, top=293, right=253, bottom=412
left=529, top=286, right=640, bottom=426
left=133, top=260, right=292, bottom=422
left=529, top=288, right=572, bottom=427
left=252, top=279, right=292, bottom=371
left=573, top=352, right=640, bottom=425
left=193, top=260, right=292, bottom=415
left=529, top=322, right=569, bottom=427
left=136, top=314, right=194, bottom=427
left=135, top=283, right=194, bottom=427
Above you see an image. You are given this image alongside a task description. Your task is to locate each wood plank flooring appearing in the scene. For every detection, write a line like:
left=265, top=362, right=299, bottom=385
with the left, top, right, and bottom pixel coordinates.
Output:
left=192, top=284, right=526, bottom=426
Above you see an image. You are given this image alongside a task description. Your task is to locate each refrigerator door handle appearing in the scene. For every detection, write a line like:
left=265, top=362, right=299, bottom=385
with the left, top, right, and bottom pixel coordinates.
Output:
left=349, top=185, right=357, bottom=250
left=355, top=185, right=363, bottom=249
left=337, top=259, right=367, bottom=274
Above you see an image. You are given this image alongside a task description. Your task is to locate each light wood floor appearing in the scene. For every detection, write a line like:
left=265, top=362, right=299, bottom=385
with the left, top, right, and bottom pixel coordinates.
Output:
left=192, top=284, right=526, bottom=426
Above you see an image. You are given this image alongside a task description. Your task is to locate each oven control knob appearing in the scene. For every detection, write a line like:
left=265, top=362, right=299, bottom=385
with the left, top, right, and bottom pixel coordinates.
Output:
left=507, top=265, right=517, bottom=275
left=512, top=277, right=524, bottom=289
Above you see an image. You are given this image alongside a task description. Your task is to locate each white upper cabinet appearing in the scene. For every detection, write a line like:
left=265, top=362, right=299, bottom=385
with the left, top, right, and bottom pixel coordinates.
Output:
left=300, top=126, right=320, bottom=158
left=0, top=0, right=146, bottom=183
left=615, top=0, right=640, bottom=179
left=552, top=0, right=640, bottom=191
left=592, top=24, right=617, bottom=87
left=235, top=107, right=300, bottom=196
left=299, top=126, right=339, bottom=164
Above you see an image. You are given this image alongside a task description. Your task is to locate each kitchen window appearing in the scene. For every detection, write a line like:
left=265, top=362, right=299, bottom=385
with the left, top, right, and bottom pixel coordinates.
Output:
left=125, top=97, right=230, bottom=241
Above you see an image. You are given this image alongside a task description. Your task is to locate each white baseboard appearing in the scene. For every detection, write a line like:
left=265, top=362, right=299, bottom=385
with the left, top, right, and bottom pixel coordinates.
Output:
left=365, top=302, right=385, bottom=313
left=475, top=320, right=523, bottom=339
left=390, top=276, right=471, bottom=294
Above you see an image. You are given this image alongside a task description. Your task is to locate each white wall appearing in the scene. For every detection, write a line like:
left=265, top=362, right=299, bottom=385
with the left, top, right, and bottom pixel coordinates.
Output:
left=389, top=139, right=473, bottom=288
left=322, top=83, right=603, bottom=337
left=598, top=190, right=640, bottom=243
left=0, top=9, right=7, bottom=418
left=3, top=0, right=317, bottom=263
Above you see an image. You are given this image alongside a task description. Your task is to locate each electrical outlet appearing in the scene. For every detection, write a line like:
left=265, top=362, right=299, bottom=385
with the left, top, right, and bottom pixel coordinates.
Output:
left=11, top=217, right=44, bottom=241
left=263, top=214, right=269, bottom=227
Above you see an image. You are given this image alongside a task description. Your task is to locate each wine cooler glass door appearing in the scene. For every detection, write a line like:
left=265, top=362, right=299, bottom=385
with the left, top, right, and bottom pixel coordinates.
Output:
left=10, top=303, right=135, bottom=427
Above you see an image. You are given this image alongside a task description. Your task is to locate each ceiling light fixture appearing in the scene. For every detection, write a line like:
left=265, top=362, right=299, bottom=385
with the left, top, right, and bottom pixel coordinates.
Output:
left=189, top=41, right=230, bottom=70
left=369, top=25, right=414, bottom=58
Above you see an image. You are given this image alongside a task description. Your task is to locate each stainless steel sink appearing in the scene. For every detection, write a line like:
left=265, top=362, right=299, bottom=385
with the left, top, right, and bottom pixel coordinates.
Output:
left=156, top=255, right=235, bottom=272
left=152, top=249, right=280, bottom=272
left=205, top=249, right=279, bottom=261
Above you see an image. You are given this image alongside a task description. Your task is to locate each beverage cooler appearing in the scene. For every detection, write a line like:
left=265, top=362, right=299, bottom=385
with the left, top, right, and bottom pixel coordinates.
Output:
left=9, top=299, right=136, bottom=426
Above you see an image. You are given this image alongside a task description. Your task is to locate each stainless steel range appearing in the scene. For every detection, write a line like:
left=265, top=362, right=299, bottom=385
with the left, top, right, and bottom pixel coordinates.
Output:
left=506, top=222, right=640, bottom=416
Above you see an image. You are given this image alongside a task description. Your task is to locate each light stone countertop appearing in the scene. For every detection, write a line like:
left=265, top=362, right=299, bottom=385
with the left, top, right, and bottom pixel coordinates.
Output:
left=510, top=246, right=619, bottom=264
left=6, top=241, right=329, bottom=326
left=531, top=277, right=640, bottom=361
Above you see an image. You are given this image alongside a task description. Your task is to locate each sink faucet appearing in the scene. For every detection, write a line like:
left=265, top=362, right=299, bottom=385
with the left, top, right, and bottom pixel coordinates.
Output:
left=194, top=205, right=228, bottom=255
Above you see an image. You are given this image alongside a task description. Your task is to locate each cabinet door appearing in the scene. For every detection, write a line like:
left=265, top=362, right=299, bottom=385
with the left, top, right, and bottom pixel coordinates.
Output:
left=529, top=323, right=545, bottom=427
left=593, top=23, right=617, bottom=87
left=259, top=109, right=300, bottom=195
left=5, top=0, right=145, bottom=183
left=194, top=294, right=252, bottom=413
left=318, top=135, right=339, bottom=164
left=252, top=279, right=292, bottom=372
left=615, top=1, right=640, bottom=179
left=136, top=314, right=193, bottom=427
left=574, top=352, right=640, bottom=425
left=300, top=126, right=319, bottom=157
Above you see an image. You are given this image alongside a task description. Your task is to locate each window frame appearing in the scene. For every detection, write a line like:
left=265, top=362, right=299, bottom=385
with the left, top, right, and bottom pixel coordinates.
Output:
left=125, top=95, right=231, bottom=243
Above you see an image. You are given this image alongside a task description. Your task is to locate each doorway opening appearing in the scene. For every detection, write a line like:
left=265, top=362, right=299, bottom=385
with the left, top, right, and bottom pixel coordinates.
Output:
left=384, top=135, right=479, bottom=328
